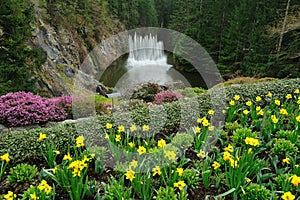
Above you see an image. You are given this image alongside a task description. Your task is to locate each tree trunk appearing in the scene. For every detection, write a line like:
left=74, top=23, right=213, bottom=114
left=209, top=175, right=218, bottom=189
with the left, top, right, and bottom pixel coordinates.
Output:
left=277, top=0, right=291, bottom=56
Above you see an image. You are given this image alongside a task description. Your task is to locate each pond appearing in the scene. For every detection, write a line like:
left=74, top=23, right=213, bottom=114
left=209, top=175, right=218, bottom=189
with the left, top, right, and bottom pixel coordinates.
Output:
left=99, top=33, right=207, bottom=89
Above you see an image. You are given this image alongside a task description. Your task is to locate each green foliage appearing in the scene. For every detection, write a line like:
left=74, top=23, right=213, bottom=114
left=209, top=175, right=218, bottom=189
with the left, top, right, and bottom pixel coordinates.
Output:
left=107, top=0, right=158, bottom=28
left=274, top=173, right=292, bottom=192
left=21, top=185, right=55, bottom=200
left=182, top=168, right=200, bottom=189
left=119, top=99, right=146, bottom=111
left=176, top=87, right=207, bottom=98
left=0, top=0, right=45, bottom=95
left=8, top=163, right=38, bottom=187
left=0, top=124, right=78, bottom=165
left=231, top=128, right=258, bottom=145
left=240, top=183, right=273, bottom=200
left=155, top=186, right=177, bottom=200
left=271, top=138, right=298, bottom=157
left=129, top=82, right=163, bottom=103
left=225, top=122, right=243, bottom=135
left=171, top=133, right=194, bottom=149
left=102, top=176, right=133, bottom=200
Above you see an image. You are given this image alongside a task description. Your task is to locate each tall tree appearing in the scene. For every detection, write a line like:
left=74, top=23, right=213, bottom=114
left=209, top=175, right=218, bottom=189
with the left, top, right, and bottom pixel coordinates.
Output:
left=0, top=0, right=45, bottom=95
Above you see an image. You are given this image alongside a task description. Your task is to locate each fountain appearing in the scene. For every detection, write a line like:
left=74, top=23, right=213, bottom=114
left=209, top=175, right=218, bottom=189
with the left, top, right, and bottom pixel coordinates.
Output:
left=100, top=33, right=192, bottom=88
left=127, top=33, right=169, bottom=66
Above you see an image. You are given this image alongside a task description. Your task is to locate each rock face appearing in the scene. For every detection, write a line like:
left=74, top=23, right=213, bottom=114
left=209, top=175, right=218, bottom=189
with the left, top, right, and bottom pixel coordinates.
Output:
left=30, top=1, right=125, bottom=97
left=32, top=19, right=81, bottom=96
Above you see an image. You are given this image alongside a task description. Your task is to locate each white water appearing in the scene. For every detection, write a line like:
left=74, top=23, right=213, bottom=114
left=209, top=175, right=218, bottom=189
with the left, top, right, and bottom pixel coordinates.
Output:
left=127, top=33, right=169, bottom=66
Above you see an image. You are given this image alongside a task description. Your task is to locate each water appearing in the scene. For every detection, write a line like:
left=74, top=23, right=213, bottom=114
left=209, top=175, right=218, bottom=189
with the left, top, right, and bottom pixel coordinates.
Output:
left=100, top=33, right=206, bottom=89
left=127, top=33, right=168, bottom=66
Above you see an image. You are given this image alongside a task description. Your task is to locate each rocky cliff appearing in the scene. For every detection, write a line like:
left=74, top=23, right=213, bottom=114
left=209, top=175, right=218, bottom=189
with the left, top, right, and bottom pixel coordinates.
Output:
left=30, top=0, right=125, bottom=97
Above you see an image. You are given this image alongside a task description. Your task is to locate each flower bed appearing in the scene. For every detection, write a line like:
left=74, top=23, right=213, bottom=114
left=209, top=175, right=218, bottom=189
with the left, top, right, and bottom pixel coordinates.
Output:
left=0, top=78, right=300, bottom=199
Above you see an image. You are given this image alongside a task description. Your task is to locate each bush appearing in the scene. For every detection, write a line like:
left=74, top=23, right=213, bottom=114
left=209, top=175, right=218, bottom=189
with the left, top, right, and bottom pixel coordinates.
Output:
left=0, top=124, right=78, bottom=165
left=154, top=90, right=183, bottom=105
left=8, top=163, right=38, bottom=187
left=176, top=87, right=206, bottom=98
left=0, top=92, right=67, bottom=127
left=240, top=183, right=273, bottom=200
left=231, top=128, right=258, bottom=145
left=221, top=78, right=300, bottom=106
left=271, top=138, right=298, bottom=157
left=155, top=186, right=177, bottom=200
left=129, top=82, right=164, bottom=102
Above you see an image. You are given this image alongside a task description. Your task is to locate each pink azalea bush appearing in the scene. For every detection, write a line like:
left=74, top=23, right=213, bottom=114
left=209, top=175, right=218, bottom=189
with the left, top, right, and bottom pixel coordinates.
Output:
left=154, top=90, right=183, bottom=105
left=0, top=92, right=68, bottom=127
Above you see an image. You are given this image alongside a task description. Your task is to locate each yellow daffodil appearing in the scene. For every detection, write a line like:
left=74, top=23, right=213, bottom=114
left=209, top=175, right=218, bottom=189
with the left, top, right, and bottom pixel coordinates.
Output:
left=129, top=160, right=138, bottom=169
left=229, top=158, right=238, bottom=168
left=38, top=132, right=47, bottom=141
left=52, top=166, right=58, bottom=174
left=142, top=124, right=149, bottom=131
left=208, top=109, right=214, bottom=115
left=118, top=125, right=125, bottom=133
left=125, top=169, right=135, bottom=181
left=271, top=115, right=278, bottom=124
left=289, top=174, right=300, bottom=186
left=229, top=100, right=235, bottom=106
left=243, top=110, right=249, bottom=115
left=194, top=126, right=201, bottom=133
left=281, top=191, right=295, bottom=200
left=76, top=135, right=85, bottom=147
left=137, top=146, right=146, bottom=155
left=197, top=117, right=203, bottom=123
left=223, top=151, right=233, bottom=161
left=234, top=95, right=240, bottom=101
left=224, top=144, right=234, bottom=152
left=38, top=180, right=52, bottom=194
left=245, top=137, right=260, bottom=147
left=176, top=168, right=184, bottom=176
left=53, top=150, right=60, bottom=155
left=63, top=152, right=72, bottom=161
left=256, top=106, right=261, bottom=111
left=283, top=157, right=290, bottom=164
left=202, top=118, right=210, bottom=127
left=152, top=166, right=161, bottom=176
left=0, top=153, right=10, bottom=162
left=256, top=96, right=262, bottom=102
left=208, top=126, right=214, bottom=131
left=115, top=134, right=121, bottom=142
left=266, top=92, right=272, bottom=97
left=197, top=150, right=206, bottom=158
left=157, top=139, right=166, bottom=148
left=274, top=99, right=280, bottom=106
left=130, top=124, right=137, bottom=132
left=3, top=191, right=16, bottom=200
left=106, top=123, right=113, bottom=129
left=174, top=180, right=186, bottom=191
left=212, top=161, right=221, bottom=169
left=286, top=94, right=292, bottom=99
left=296, top=115, right=300, bottom=122
left=30, top=193, right=37, bottom=200
left=128, top=142, right=135, bottom=148
left=257, top=109, right=264, bottom=116
left=280, top=108, right=288, bottom=115
left=246, top=101, right=252, bottom=106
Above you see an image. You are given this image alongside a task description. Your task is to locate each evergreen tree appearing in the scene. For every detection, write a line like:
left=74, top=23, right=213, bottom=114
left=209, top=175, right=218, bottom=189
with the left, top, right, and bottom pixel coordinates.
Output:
left=0, top=0, right=45, bottom=95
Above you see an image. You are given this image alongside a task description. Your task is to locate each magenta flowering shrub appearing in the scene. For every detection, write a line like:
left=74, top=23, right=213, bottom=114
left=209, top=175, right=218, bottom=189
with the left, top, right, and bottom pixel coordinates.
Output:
left=0, top=92, right=68, bottom=127
left=154, top=90, right=183, bottom=105
left=47, top=95, right=73, bottom=118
